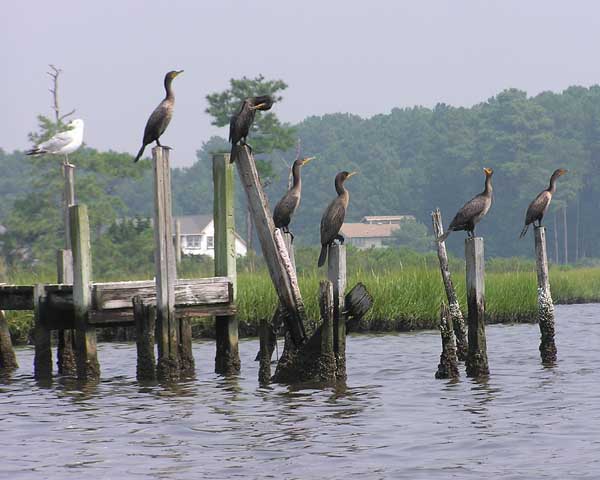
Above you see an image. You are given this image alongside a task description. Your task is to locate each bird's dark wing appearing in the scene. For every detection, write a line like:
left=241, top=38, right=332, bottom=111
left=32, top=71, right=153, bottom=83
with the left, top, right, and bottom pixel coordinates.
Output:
left=273, top=191, right=300, bottom=228
left=143, top=101, right=172, bottom=145
left=229, top=114, right=237, bottom=143
left=320, top=197, right=346, bottom=245
left=449, top=194, right=486, bottom=231
left=525, top=191, right=551, bottom=225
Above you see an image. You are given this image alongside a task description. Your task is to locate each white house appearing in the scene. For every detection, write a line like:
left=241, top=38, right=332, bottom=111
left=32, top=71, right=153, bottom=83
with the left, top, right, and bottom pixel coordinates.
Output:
left=174, top=215, right=247, bottom=258
left=340, top=215, right=415, bottom=249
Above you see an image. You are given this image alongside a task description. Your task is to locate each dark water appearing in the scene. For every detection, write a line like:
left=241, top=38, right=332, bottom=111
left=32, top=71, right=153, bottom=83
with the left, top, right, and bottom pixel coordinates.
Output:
left=1, top=304, right=599, bottom=479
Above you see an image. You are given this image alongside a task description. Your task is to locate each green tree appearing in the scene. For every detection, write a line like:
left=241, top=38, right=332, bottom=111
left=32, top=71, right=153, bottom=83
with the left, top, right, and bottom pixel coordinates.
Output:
left=385, top=219, right=433, bottom=253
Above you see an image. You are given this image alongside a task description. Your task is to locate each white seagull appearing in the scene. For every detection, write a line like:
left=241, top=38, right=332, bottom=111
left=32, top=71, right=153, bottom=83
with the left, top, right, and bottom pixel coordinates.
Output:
left=26, top=118, right=84, bottom=166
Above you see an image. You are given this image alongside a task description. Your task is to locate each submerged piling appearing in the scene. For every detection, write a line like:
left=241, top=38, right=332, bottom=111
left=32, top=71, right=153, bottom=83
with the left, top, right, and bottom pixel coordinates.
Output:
left=0, top=310, right=18, bottom=371
left=435, top=303, right=459, bottom=380
left=465, top=237, right=489, bottom=377
left=133, top=296, right=156, bottom=381
left=431, top=208, right=468, bottom=361
left=328, top=243, right=347, bottom=380
left=534, top=226, right=557, bottom=364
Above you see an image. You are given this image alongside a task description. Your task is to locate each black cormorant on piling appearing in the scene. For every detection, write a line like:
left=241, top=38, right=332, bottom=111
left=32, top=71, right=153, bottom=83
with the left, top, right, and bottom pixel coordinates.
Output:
left=229, top=95, right=274, bottom=162
left=519, top=168, right=568, bottom=238
left=273, top=156, right=316, bottom=242
left=318, top=171, right=357, bottom=267
left=134, top=70, right=183, bottom=163
left=437, top=167, right=494, bottom=242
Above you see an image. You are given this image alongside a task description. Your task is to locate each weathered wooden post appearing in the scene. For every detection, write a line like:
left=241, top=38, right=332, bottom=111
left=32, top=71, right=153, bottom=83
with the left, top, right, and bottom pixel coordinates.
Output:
left=70, top=204, right=100, bottom=381
left=33, top=284, right=52, bottom=380
left=0, top=310, right=18, bottom=371
left=431, top=209, right=468, bottom=360
left=534, top=226, right=557, bottom=364
left=213, top=153, right=240, bottom=375
left=328, top=243, right=347, bottom=380
left=175, top=219, right=182, bottom=265
left=133, top=296, right=156, bottom=381
left=57, top=163, right=76, bottom=375
left=152, top=147, right=183, bottom=380
left=234, top=146, right=307, bottom=345
left=465, top=237, right=489, bottom=377
left=435, top=303, right=459, bottom=380
left=318, top=280, right=336, bottom=381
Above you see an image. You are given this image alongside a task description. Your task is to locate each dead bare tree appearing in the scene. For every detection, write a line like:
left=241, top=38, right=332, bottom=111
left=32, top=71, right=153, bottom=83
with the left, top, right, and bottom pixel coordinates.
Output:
left=47, top=64, right=75, bottom=124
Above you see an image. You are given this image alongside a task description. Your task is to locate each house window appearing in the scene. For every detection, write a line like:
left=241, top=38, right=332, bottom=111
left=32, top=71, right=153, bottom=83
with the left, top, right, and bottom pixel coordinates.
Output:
left=187, top=235, right=202, bottom=248
left=207, top=236, right=214, bottom=249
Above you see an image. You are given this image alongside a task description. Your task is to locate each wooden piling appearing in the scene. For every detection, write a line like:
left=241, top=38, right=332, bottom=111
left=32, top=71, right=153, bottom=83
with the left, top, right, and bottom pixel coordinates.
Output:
left=56, top=249, right=76, bottom=375
left=234, top=146, right=307, bottom=346
left=327, top=243, right=347, bottom=380
left=213, top=153, right=240, bottom=375
left=175, top=219, right=182, bottom=265
left=33, top=284, right=52, bottom=380
left=258, top=318, right=271, bottom=385
left=431, top=209, right=468, bottom=361
left=318, top=280, right=337, bottom=381
left=435, top=303, right=460, bottom=380
left=465, top=237, right=489, bottom=377
left=534, top=226, right=557, bottom=364
left=0, top=309, right=18, bottom=371
left=133, top=296, right=156, bottom=381
left=152, top=147, right=183, bottom=380
left=58, top=163, right=77, bottom=376
left=70, top=204, right=100, bottom=381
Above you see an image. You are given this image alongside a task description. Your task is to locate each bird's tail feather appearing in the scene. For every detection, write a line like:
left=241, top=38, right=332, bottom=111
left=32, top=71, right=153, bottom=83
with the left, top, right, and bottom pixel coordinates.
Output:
left=134, top=144, right=145, bottom=163
left=437, top=230, right=451, bottom=243
left=230, top=144, right=236, bottom=163
left=519, top=224, right=529, bottom=239
left=318, top=245, right=328, bottom=267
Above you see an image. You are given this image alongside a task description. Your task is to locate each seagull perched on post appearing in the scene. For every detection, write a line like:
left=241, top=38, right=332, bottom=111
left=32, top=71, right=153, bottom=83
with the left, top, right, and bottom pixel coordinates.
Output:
left=26, top=118, right=84, bottom=166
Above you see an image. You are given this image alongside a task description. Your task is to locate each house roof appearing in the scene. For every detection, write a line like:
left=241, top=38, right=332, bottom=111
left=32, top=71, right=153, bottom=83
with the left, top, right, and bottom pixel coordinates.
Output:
left=340, top=222, right=400, bottom=239
left=361, top=215, right=415, bottom=223
left=173, top=215, right=212, bottom=235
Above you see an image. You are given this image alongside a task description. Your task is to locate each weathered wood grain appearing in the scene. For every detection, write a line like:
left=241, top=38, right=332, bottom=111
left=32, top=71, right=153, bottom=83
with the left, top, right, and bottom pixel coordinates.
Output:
left=435, top=303, right=459, bottom=380
left=534, top=226, right=557, bottom=364
left=133, top=296, right=156, bottom=381
left=328, top=243, right=347, bottom=380
left=0, top=309, right=18, bottom=371
left=33, top=284, right=52, bottom=380
left=345, top=282, right=373, bottom=332
left=0, top=285, right=34, bottom=310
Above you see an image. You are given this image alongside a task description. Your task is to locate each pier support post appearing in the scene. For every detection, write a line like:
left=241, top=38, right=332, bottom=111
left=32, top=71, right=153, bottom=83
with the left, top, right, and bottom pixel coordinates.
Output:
left=175, top=219, right=182, bottom=265
left=435, top=303, right=459, bottom=380
left=534, top=226, right=557, bottom=364
left=57, top=163, right=77, bottom=376
left=318, top=280, right=336, bottom=381
left=328, top=243, right=347, bottom=380
left=152, top=147, right=183, bottom=380
left=33, top=284, right=52, bottom=380
left=234, top=146, right=307, bottom=346
left=432, top=208, right=468, bottom=360
left=0, top=310, right=18, bottom=371
left=465, top=237, right=489, bottom=377
left=70, top=204, right=100, bottom=381
left=258, top=318, right=271, bottom=385
left=133, top=296, right=156, bottom=381
left=213, top=153, right=240, bottom=375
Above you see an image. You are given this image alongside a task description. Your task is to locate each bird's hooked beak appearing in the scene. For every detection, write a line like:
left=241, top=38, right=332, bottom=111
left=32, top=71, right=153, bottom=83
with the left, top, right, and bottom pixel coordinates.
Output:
left=558, top=169, right=568, bottom=176
left=174, top=70, right=184, bottom=77
left=301, top=156, right=316, bottom=165
left=347, top=171, right=358, bottom=178
left=251, top=103, right=267, bottom=110
left=483, top=167, right=493, bottom=176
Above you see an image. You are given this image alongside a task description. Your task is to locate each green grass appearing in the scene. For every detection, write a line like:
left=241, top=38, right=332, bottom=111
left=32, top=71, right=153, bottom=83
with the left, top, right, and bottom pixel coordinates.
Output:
left=4, top=263, right=600, bottom=344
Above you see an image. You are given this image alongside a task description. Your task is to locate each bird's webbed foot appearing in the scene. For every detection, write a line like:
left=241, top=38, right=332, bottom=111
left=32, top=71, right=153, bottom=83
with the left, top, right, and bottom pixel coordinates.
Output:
left=335, top=234, right=345, bottom=245
left=156, top=140, right=172, bottom=150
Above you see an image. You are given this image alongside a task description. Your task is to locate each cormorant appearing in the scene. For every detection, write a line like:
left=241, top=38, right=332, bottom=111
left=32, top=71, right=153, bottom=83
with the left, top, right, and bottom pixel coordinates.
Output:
left=273, top=156, right=316, bottom=241
left=318, top=171, right=357, bottom=267
left=438, top=167, right=494, bottom=242
left=26, top=118, right=84, bottom=166
left=229, top=95, right=273, bottom=162
left=519, top=168, right=568, bottom=238
left=134, top=70, right=183, bottom=163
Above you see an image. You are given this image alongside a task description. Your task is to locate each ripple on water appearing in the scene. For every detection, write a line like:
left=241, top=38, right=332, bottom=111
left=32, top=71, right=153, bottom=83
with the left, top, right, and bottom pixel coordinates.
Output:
left=1, top=304, right=600, bottom=479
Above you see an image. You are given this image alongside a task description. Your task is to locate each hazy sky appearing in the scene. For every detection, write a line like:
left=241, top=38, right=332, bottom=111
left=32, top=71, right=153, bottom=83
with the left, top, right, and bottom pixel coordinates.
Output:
left=3, top=1, right=600, bottom=166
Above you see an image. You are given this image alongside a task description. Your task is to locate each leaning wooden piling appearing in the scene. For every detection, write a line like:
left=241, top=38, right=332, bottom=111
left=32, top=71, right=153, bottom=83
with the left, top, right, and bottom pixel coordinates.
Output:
left=133, top=296, right=156, bottom=381
left=213, top=153, right=240, bottom=375
left=534, top=226, right=557, bottom=364
left=465, top=237, right=489, bottom=377
left=328, top=243, right=347, bottom=380
left=435, top=303, right=459, bottom=380
left=33, top=284, right=52, bottom=380
left=70, top=204, right=100, bottom=381
left=431, top=208, right=468, bottom=360
left=234, top=146, right=307, bottom=346
left=0, top=309, right=18, bottom=371
left=152, top=147, right=184, bottom=380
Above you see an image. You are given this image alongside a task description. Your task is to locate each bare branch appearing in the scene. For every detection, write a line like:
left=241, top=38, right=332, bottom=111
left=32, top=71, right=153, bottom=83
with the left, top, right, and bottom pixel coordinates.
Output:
left=59, top=109, right=76, bottom=121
